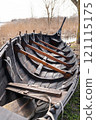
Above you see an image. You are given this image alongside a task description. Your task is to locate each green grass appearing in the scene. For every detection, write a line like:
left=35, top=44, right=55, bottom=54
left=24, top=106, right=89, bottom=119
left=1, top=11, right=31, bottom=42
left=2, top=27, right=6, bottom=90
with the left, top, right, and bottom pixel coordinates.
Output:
left=70, top=43, right=80, bottom=50
left=58, top=79, right=80, bottom=120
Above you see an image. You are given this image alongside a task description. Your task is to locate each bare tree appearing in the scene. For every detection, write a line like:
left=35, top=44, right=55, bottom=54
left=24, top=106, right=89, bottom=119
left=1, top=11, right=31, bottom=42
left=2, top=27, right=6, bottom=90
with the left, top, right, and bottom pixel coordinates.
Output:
left=31, top=6, right=34, bottom=18
left=30, top=1, right=34, bottom=18
left=43, top=0, right=57, bottom=25
left=71, top=0, right=80, bottom=44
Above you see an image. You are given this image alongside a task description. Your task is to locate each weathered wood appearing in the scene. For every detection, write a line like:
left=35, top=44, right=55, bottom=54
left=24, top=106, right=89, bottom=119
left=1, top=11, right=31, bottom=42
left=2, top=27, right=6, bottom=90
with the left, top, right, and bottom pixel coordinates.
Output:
left=35, top=36, right=71, bottom=56
left=15, top=44, right=72, bottom=78
left=35, top=63, right=43, bottom=75
left=0, top=106, right=27, bottom=120
left=40, top=71, right=47, bottom=77
left=40, top=39, right=64, bottom=51
left=30, top=39, right=72, bottom=61
left=7, top=82, right=62, bottom=97
left=35, top=56, right=47, bottom=75
left=20, top=50, right=72, bottom=77
left=26, top=43, right=72, bottom=68
left=6, top=85, right=67, bottom=104
left=3, top=97, right=34, bottom=118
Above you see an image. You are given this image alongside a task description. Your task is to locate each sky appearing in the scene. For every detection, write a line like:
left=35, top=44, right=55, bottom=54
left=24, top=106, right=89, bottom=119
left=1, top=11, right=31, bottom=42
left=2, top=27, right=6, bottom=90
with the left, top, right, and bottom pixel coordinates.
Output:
left=0, top=0, right=77, bottom=22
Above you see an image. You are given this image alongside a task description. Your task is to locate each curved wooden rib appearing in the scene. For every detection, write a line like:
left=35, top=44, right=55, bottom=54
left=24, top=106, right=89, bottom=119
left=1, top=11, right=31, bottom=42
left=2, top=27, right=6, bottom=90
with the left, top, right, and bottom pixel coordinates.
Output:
left=15, top=44, right=72, bottom=78
left=29, top=39, right=73, bottom=62
left=25, top=43, right=72, bottom=68
left=36, top=36, right=71, bottom=55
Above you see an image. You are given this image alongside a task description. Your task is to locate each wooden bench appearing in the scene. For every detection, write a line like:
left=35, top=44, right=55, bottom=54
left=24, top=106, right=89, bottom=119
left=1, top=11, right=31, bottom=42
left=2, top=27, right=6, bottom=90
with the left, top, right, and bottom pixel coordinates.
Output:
left=6, top=82, right=67, bottom=104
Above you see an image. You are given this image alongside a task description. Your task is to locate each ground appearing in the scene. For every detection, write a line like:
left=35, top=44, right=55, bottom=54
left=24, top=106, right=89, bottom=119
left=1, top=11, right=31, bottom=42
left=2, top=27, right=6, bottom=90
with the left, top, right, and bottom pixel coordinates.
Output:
left=0, top=16, right=80, bottom=120
left=58, top=80, right=80, bottom=120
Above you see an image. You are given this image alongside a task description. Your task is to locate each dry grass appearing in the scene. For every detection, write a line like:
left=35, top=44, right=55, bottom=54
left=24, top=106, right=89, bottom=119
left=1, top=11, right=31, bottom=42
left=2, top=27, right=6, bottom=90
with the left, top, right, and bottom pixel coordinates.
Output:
left=0, top=16, right=78, bottom=47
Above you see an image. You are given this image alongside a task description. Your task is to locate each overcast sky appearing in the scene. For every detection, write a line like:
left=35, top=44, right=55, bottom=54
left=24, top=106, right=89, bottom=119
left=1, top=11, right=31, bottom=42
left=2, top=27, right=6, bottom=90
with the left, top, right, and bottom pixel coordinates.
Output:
left=0, top=0, right=77, bottom=22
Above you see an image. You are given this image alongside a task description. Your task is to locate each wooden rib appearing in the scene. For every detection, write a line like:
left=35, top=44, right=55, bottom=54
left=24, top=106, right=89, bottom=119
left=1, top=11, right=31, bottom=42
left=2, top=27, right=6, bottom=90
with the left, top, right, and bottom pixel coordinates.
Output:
left=34, top=36, right=71, bottom=57
left=15, top=47, right=72, bottom=78
left=26, top=43, right=72, bottom=68
left=30, top=39, right=71, bottom=60
left=40, top=39, right=66, bottom=52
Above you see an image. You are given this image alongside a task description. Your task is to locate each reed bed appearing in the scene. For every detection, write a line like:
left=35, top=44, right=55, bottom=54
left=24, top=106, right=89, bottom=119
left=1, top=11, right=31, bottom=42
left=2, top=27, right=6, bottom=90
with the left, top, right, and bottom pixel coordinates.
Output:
left=0, top=16, right=78, bottom=47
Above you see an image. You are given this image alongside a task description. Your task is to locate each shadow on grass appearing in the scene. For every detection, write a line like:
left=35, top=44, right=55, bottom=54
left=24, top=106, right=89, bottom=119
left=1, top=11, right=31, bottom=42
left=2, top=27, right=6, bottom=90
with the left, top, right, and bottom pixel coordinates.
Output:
left=58, top=79, right=80, bottom=120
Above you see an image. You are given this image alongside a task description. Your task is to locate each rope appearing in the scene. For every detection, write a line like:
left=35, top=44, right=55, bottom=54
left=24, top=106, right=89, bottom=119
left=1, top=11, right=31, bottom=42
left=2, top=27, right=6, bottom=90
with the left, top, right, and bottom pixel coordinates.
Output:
left=37, top=95, right=55, bottom=120
left=28, top=94, right=54, bottom=120
left=36, top=102, right=48, bottom=113
left=46, top=111, right=55, bottom=120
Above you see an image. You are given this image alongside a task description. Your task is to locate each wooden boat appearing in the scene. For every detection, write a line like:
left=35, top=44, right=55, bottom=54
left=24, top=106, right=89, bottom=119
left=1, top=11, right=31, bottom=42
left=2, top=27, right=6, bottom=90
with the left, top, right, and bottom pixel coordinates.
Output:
left=0, top=17, right=79, bottom=120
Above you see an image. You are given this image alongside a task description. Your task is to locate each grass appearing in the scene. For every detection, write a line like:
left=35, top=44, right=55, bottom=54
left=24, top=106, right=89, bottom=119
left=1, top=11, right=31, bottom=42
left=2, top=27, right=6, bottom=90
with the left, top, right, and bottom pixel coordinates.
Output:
left=58, top=80, right=80, bottom=120
left=58, top=43, right=80, bottom=120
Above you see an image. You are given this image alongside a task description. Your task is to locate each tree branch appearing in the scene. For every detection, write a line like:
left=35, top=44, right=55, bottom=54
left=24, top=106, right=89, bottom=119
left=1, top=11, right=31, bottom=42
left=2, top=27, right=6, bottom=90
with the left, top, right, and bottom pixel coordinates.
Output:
left=71, top=0, right=78, bottom=8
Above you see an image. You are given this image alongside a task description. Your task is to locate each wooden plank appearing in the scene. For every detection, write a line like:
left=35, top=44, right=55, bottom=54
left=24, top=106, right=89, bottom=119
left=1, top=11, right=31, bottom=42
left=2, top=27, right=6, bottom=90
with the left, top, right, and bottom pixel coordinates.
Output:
left=52, top=73, right=61, bottom=79
left=8, top=82, right=62, bottom=97
left=0, top=106, right=27, bottom=120
left=6, top=86, right=67, bottom=104
left=3, top=97, right=35, bottom=118
left=41, top=72, right=54, bottom=88
left=28, top=79, right=35, bottom=85
left=40, top=71, right=47, bottom=77
left=45, top=72, right=54, bottom=79
left=56, top=81, right=64, bottom=89
left=40, top=81, right=50, bottom=88
left=49, top=82, right=57, bottom=89
left=34, top=81, right=42, bottom=86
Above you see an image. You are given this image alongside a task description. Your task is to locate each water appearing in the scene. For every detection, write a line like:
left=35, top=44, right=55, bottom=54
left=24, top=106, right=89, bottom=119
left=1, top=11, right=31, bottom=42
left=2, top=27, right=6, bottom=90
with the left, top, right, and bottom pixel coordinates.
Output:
left=62, top=37, right=76, bottom=43
left=0, top=22, right=6, bottom=27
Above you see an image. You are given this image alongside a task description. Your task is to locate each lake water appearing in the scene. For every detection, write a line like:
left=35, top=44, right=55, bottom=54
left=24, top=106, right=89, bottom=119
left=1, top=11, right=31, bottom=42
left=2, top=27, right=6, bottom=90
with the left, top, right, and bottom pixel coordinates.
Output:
left=0, top=23, right=6, bottom=27
left=62, top=37, right=76, bottom=43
